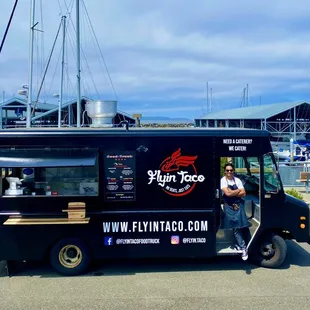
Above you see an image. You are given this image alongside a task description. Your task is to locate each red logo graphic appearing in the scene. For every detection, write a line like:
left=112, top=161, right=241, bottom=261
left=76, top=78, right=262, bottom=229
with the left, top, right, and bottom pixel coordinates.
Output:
left=160, top=148, right=198, bottom=173
left=147, top=149, right=205, bottom=197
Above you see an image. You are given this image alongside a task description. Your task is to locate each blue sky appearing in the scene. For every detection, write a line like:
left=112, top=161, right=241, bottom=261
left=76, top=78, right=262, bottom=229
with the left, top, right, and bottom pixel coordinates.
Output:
left=1, top=0, right=310, bottom=120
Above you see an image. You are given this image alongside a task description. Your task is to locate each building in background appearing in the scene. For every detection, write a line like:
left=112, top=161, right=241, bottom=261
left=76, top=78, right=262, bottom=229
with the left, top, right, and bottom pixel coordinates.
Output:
left=195, top=101, right=310, bottom=141
left=0, top=96, right=135, bottom=128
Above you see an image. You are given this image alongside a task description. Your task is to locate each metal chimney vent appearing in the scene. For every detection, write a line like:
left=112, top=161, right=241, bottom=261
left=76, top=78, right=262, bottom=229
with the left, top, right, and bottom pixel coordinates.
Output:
left=85, top=100, right=117, bottom=127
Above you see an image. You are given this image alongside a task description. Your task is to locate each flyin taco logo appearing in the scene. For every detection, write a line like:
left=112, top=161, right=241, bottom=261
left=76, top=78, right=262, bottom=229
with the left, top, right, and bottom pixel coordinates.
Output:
left=147, top=148, right=205, bottom=197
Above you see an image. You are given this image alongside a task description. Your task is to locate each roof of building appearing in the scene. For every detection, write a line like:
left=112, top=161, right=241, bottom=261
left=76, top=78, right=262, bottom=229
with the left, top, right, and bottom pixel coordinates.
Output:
left=1, top=97, right=134, bottom=122
left=0, top=97, right=57, bottom=111
left=196, top=100, right=310, bottom=120
left=31, top=96, right=134, bottom=121
left=31, top=96, right=90, bottom=120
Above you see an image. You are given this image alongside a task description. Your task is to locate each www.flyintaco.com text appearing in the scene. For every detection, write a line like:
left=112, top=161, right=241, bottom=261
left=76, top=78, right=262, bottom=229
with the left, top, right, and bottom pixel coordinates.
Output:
left=103, top=220, right=208, bottom=233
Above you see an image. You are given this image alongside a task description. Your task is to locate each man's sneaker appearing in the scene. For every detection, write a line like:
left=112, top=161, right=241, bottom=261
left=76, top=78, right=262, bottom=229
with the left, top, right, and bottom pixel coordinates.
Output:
left=241, top=248, right=248, bottom=261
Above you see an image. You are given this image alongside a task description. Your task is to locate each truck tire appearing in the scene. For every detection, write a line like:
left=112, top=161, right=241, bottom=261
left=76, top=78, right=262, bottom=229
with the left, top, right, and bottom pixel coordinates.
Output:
left=251, top=233, right=287, bottom=268
left=50, top=238, right=91, bottom=276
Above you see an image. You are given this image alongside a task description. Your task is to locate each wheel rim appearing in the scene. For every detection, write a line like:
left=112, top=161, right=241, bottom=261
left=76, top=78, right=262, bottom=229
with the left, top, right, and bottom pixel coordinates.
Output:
left=260, top=241, right=276, bottom=259
left=58, top=245, right=82, bottom=268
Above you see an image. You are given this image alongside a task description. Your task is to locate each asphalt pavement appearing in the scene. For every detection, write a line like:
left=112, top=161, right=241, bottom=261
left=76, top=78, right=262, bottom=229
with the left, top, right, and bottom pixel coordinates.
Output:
left=1, top=240, right=310, bottom=310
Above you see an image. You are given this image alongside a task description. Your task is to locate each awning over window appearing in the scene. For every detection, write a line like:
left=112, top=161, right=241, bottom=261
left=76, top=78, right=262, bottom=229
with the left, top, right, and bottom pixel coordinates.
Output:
left=0, top=148, right=98, bottom=168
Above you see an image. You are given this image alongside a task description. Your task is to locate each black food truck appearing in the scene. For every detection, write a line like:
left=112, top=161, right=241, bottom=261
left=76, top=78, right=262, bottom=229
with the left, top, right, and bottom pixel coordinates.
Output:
left=0, top=127, right=309, bottom=276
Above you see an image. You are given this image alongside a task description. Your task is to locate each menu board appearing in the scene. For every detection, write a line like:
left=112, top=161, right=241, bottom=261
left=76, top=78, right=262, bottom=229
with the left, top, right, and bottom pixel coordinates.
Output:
left=104, top=151, right=136, bottom=201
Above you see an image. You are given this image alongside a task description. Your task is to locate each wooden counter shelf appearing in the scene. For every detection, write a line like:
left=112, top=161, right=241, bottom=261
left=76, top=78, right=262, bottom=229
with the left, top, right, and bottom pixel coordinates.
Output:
left=3, top=217, right=90, bottom=225
left=4, top=201, right=89, bottom=225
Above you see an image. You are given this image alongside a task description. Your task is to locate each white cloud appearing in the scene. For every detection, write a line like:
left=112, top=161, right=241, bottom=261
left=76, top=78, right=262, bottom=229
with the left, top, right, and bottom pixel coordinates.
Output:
left=1, top=0, right=310, bottom=118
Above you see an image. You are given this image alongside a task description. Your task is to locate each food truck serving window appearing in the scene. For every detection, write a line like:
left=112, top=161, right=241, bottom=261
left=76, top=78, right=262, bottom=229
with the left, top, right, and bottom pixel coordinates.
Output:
left=0, top=148, right=97, bottom=167
left=0, top=148, right=99, bottom=197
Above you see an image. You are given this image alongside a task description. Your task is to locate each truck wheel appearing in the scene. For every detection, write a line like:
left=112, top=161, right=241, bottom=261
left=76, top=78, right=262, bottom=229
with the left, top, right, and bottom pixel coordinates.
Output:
left=50, top=238, right=91, bottom=276
left=252, top=233, right=287, bottom=268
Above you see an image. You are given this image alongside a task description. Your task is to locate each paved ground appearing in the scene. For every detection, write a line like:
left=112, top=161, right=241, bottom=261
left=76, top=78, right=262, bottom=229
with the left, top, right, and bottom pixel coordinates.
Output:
left=0, top=240, right=310, bottom=310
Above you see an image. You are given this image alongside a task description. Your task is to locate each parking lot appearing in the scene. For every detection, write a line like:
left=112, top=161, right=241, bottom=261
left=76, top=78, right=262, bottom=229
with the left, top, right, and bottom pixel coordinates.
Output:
left=0, top=240, right=310, bottom=310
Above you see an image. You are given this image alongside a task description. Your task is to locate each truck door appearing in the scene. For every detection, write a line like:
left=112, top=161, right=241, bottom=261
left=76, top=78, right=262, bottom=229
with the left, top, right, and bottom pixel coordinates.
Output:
left=260, top=153, right=285, bottom=224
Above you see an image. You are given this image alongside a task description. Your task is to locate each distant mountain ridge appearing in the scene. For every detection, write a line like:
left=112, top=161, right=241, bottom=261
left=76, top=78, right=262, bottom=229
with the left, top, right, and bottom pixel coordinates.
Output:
left=140, top=116, right=194, bottom=124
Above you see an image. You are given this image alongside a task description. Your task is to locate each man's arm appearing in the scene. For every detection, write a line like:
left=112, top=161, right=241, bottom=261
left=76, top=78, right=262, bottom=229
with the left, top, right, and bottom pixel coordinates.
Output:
left=221, top=187, right=242, bottom=197
left=235, top=178, right=246, bottom=197
left=236, top=188, right=246, bottom=197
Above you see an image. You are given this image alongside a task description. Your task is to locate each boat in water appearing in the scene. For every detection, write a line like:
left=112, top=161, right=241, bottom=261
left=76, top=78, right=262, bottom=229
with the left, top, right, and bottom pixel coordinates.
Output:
left=272, top=139, right=310, bottom=163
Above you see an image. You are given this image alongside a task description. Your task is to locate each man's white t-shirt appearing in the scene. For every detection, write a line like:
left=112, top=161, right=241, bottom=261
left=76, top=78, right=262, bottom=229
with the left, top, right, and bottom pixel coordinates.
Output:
left=220, top=177, right=244, bottom=190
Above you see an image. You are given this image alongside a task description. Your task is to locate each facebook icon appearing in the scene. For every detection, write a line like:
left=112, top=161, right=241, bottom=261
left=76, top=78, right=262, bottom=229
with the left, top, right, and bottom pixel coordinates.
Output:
left=104, top=237, right=113, bottom=246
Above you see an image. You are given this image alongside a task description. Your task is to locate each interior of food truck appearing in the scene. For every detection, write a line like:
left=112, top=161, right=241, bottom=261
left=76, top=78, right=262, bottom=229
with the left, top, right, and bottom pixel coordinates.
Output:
left=1, top=166, right=98, bottom=197
left=0, top=148, right=99, bottom=197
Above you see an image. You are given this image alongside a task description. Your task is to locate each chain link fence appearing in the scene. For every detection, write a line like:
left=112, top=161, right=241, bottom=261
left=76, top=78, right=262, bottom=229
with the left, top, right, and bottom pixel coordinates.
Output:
left=278, top=162, right=309, bottom=187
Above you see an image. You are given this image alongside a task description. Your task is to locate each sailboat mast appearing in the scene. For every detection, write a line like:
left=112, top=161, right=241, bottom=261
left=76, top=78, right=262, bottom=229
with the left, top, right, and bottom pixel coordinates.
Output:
left=210, top=87, right=212, bottom=111
left=76, top=0, right=81, bottom=127
left=58, top=16, right=66, bottom=128
left=0, top=0, right=19, bottom=54
left=206, top=82, right=209, bottom=112
left=26, top=0, right=35, bottom=128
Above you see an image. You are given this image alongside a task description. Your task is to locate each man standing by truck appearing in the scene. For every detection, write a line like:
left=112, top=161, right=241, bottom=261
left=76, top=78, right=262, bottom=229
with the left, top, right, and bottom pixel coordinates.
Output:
left=220, top=163, right=250, bottom=261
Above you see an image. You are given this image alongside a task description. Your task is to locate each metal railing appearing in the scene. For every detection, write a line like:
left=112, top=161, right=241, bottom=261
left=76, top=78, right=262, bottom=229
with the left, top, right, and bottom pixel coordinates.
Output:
left=278, top=162, right=309, bottom=187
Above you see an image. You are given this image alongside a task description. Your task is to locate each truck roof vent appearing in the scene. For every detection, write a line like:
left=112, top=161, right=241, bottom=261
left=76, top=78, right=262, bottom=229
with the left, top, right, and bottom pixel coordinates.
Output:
left=85, top=100, right=117, bottom=128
